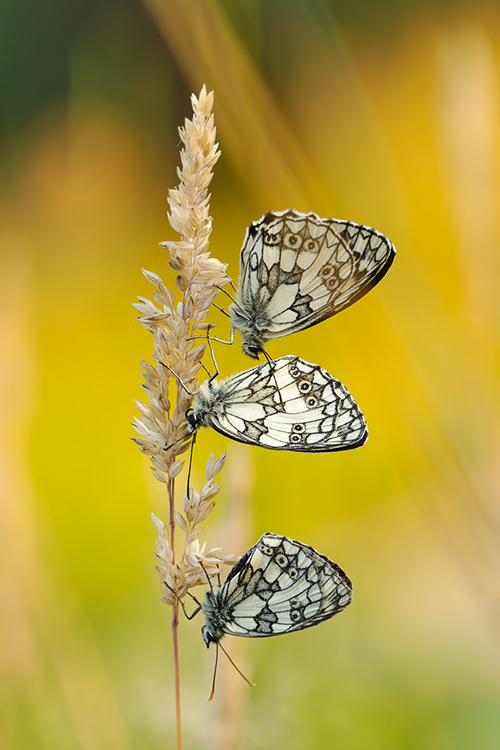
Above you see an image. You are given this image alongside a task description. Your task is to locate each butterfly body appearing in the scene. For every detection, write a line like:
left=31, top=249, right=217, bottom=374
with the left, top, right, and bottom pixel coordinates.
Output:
left=200, top=590, right=233, bottom=646
left=228, top=299, right=273, bottom=360
left=229, top=209, right=396, bottom=358
left=186, top=356, right=368, bottom=452
left=200, top=533, right=353, bottom=646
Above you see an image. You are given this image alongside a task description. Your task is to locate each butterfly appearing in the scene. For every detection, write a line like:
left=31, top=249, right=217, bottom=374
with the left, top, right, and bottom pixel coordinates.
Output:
left=227, top=209, right=396, bottom=358
left=192, top=532, right=352, bottom=697
left=185, top=355, right=368, bottom=452
left=201, top=532, right=353, bottom=645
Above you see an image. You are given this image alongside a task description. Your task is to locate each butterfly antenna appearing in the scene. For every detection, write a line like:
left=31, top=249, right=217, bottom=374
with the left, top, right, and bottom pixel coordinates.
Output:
left=263, top=351, right=283, bottom=406
left=218, top=642, right=256, bottom=689
left=209, top=643, right=219, bottom=701
left=159, top=362, right=195, bottom=396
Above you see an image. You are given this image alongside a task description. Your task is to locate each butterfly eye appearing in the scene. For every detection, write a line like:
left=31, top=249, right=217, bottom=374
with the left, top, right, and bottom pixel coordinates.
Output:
left=284, top=232, right=303, bottom=249
left=290, top=434, right=303, bottom=443
left=288, top=567, right=298, bottom=579
left=289, top=366, right=300, bottom=378
left=276, top=554, right=288, bottom=567
left=298, top=380, right=312, bottom=393
left=292, top=423, right=305, bottom=433
left=290, top=610, right=302, bottom=622
left=306, top=396, right=318, bottom=408
left=320, top=264, right=333, bottom=278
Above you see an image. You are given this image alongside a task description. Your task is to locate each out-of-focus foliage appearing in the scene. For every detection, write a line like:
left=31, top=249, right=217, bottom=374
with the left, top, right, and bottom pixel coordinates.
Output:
left=1, top=0, right=500, bottom=748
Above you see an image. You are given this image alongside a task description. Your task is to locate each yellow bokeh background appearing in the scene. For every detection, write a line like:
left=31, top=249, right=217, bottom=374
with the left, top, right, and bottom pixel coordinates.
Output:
left=2, top=1, right=500, bottom=748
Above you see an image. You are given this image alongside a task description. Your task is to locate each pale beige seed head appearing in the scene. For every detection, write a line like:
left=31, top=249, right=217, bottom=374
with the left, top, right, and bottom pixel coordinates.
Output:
left=134, top=88, right=238, bottom=603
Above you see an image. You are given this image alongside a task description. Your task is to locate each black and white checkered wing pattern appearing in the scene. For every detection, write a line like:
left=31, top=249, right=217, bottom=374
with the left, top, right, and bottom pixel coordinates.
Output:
left=214, top=533, right=353, bottom=638
left=207, top=356, right=367, bottom=452
left=231, top=209, right=395, bottom=347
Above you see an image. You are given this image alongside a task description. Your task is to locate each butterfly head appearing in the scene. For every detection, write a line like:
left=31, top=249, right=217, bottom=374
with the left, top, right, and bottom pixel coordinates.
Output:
left=201, top=625, right=218, bottom=648
left=241, top=341, right=265, bottom=359
left=185, top=408, right=198, bottom=431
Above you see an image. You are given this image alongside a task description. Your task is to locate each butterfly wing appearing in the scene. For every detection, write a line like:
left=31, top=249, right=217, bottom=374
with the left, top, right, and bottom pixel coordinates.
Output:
left=217, top=533, right=352, bottom=638
left=207, top=356, right=368, bottom=452
left=231, top=209, right=395, bottom=345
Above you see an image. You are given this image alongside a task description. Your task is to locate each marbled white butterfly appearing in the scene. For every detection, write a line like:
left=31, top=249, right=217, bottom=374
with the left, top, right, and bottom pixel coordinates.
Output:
left=186, top=355, right=368, bottom=452
left=228, top=209, right=396, bottom=358
left=179, top=532, right=353, bottom=698
left=200, top=532, right=353, bottom=645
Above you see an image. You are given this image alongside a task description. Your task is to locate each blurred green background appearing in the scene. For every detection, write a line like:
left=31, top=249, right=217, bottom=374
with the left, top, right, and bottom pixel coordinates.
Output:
left=2, top=0, right=500, bottom=748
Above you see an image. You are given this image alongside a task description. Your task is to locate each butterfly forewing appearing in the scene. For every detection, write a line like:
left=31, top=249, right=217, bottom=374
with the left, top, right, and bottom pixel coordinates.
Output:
left=208, top=533, right=353, bottom=638
left=199, top=356, right=368, bottom=452
left=230, top=209, right=396, bottom=356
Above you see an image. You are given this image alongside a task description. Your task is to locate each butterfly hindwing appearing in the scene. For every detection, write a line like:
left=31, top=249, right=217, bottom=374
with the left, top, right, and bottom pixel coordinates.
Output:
left=204, top=533, right=353, bottom=639
left=196, top=356, right=368, bottom=452
left=230, top=209, right=396, bottom=356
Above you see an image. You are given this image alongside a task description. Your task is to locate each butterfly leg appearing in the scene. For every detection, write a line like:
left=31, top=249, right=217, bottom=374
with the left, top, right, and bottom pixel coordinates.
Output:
left=214, top=285, right=251, bottom=321
left=163, top=584, right=203, bottom=620
left=214, top=284, right=238, bottom=305
left=159, top=362, right=196, bottom=395
left=199, top=560, right=216, bottom=596
left=162, top=433, right=191, bottom=453
left=188, top=324, right=235, bottom=347
left=213, top=303, right=230, bottom=318
left=205, top=331, right=220, bottom=384
left=185, top=434, right=196, bottom=506
left=262, top=351, right=284, bottom=407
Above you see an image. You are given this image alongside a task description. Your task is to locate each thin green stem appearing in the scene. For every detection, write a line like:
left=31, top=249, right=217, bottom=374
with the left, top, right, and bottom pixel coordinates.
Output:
left=168, top=474, right=182, bottom=749
left=172, top=602, right=182, bottom=750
